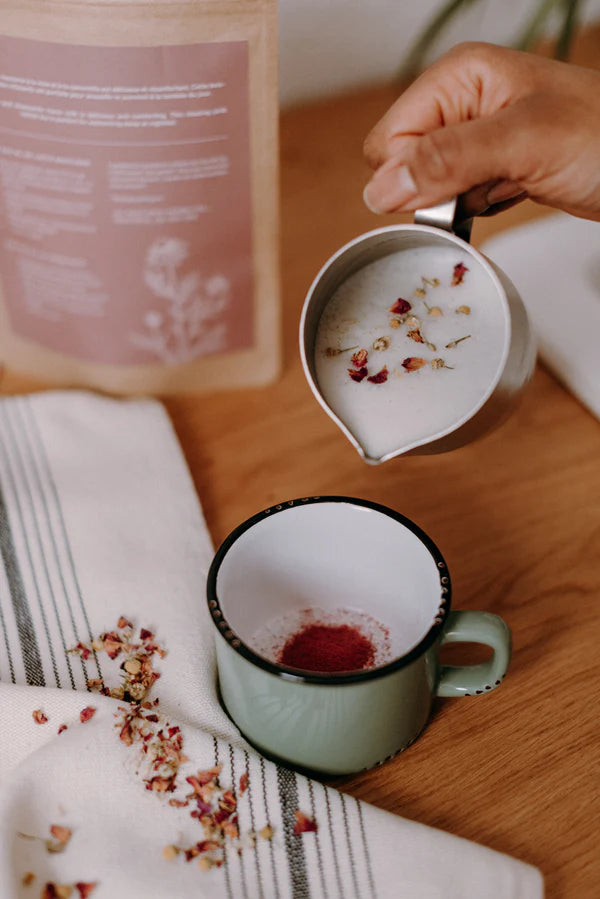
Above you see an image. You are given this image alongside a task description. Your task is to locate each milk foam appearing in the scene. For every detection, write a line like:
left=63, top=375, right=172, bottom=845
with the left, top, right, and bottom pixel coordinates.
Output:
left=315, top=245, right=507, bottom=460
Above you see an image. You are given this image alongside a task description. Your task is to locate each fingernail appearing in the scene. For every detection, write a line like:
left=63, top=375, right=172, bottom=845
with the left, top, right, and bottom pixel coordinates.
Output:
left=363, top=165, right=418, bottom=214
left=486, top=180, right=523, bottom=206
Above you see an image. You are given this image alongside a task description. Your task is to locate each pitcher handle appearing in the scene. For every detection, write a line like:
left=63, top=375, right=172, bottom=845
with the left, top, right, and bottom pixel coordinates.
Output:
left=415, top=197, right=473, bottom=243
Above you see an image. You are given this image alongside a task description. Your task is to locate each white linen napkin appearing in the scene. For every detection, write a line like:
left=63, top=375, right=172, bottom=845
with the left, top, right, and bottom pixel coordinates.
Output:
left=0, top=391, right=543, bottom=899
left=481, top=213, right=600, bottom=420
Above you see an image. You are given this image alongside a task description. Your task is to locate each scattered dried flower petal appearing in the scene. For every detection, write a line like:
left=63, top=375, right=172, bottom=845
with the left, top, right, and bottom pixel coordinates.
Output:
left=41, top=885, right=73, bottom=899
left=162, top=844, right=179, bottom=861
left=451, top=262, right=468, bottom=286
left=407, top=328, right=426, bottom=344
left=22, top=872, right=35, bottom=886
left=431, top=358, right=454, bottom=370
left=406, top=315, right=421, bottom=329
left=456, top=305, right=471, bottom=315
left=198, top=857, right=215, bottom=871
left=350, top=348, right=368, bottom=368
left=260, top=825, right=274, bottom=841
left=239, top=772, right=249, bottom=795
left=75, top=885, right=97, bottom=899
left=372, top=336, right=390, bottom=351
left=48, top=825, right=72, bottom=852
left=389, top=318, right=401, bottom=329
left=427, top=306, right=443, bottom=317
left=367, top=366, right=388, bottom=384
left=32, top=710, right=48, bottom=725
left=348, top=366, right=368, bottom=383
left=80, top=707, right=96, bottom=724
left=445, top=335, right=471, bottom=349
left=124, top=658, right=142, bottom=676
left=117, top=616, right=133, bottom=630
left=389, top=298, right=411, bottom=315
left=414, top=287, right=426, bottom=298
left=402, top=357, right=426, bottom=372
left=293, top=810, right=318, bottom=835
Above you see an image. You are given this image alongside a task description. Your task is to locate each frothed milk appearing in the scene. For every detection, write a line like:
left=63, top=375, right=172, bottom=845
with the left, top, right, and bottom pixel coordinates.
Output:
left=315, top=245, right=508, bottom=460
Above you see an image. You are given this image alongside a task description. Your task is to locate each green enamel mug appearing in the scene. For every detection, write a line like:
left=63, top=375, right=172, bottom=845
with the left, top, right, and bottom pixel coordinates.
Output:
left=207, top=496, right=511, bottom=775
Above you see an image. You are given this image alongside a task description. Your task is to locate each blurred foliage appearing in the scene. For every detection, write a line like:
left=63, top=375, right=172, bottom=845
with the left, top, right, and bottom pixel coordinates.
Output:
left=400, top=0, right=581, bottom=81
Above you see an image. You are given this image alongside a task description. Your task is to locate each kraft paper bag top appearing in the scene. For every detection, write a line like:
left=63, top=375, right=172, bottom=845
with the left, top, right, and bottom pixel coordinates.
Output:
left=0, top=1, right=280, bottom=394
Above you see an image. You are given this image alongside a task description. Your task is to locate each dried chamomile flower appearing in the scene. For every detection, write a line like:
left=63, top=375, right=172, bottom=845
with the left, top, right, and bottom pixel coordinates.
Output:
left=456, top=305, right=471, bottom=315
left=389, top=318, right=402, bottom=329
left=372, top=336, right=390, bottom=351
left=406, top=315, right=421, bottom=329
left=431, top=358, right=454, bottom=370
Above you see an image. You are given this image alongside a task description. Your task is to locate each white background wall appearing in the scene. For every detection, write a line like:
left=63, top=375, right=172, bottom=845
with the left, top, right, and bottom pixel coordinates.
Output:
left=279, top=0, right=600, bottom=107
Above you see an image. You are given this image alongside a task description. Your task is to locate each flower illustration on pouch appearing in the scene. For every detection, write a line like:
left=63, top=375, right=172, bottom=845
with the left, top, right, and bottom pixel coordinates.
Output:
left=130, top=237, right=230, bottom=363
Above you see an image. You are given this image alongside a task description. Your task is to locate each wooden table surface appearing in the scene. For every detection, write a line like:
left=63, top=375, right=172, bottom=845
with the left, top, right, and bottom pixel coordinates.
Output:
left=4, top=31, right=600, bottom=899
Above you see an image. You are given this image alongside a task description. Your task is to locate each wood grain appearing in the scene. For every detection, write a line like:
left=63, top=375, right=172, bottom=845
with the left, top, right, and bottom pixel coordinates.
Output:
left=2, top=27, right=600, bottom=899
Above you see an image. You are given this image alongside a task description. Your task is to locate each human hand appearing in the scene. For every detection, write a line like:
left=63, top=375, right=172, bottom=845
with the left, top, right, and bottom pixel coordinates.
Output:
left=363, top=43, right=600, bottom=222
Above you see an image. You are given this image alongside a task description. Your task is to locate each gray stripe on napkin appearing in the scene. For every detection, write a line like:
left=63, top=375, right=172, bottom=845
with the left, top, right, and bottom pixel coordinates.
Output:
left=0, top=478, right=45, bottom=686
left=0, top=567, right=16, bottom=683
left=355, top=797, right=377, bottom=898
left=307, top=779, right=326, bottom=897
left=3, top=404, right=76, bottom=689
left=23, top=399, right=103, bottom=684
left=340, top=792, right=361, bottom=898
left=276, top=766, right=311, bottom=899
left=214, top=737, right=234, bottom=899
left=230, top=743, right=250, bottom=899
left=244, top=750, right=265, bottom=899
left=260, top=755, right=281, bottom=898
left=322, top=782, right=344, bottom=897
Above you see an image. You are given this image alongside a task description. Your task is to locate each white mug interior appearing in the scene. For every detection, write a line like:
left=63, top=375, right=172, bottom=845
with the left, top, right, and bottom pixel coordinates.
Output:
left=214, top=499, right=446, bottom=667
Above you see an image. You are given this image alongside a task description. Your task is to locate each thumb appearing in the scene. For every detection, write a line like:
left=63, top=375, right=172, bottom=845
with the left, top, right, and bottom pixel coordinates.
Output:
left=363, top=107, right=528, bottom=214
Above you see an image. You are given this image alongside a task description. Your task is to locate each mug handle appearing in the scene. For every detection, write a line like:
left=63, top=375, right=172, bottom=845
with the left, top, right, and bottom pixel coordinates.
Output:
left=435, top=610, right=512, bottom=698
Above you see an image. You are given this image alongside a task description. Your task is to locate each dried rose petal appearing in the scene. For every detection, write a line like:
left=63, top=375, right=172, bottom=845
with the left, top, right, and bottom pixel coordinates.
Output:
left=69, top=641, right=91, bottom=661
left=239, top=772, right=249, bottom=795
left=451, top=262, right=468, bottom=286
left=402, top=357, right=426, bottom=372
left=407, top=328, right=425, bottom=344
left=293, top=810, right=318, bottom=835
left=80, top=707, right=96, bottom=724
left=140, top=628, right=154, bottom=640
left=389, top=298, right=411, bottom=315
left=348, top=366, right=368, bottom=383
left=350, top=348, right=368, bottom=368
left=41, top=885, right=74, bottom=899
left=367, top=366, right=388, bottom=384
left=57, top=724, right=68, bottom=735
left=32, top=709, right=48, bottom=725
left=75, top=885, right=97, bottom=899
